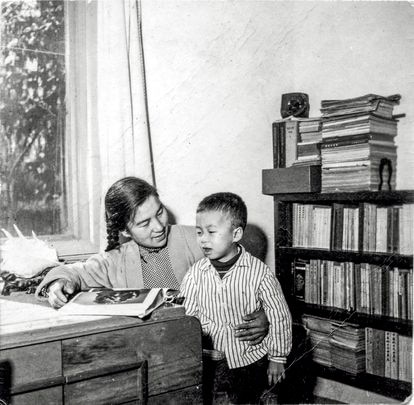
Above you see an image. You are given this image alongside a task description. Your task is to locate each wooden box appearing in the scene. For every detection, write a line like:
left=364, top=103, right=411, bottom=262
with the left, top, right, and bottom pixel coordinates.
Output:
left=262, top=165, right=321, bottom=194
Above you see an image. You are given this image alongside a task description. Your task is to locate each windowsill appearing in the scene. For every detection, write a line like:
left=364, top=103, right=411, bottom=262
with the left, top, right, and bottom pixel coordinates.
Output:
left=0, top=236, right=98, bottom=264
left=49, top=238, right=98, bottom=262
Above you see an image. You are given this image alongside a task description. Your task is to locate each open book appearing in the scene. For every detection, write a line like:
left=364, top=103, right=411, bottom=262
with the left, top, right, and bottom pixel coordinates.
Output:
left=58, top=288, right=180, bottom=318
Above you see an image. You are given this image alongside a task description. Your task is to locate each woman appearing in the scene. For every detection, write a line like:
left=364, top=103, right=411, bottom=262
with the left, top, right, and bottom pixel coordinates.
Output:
left=36, top=177, right=269, bottom=343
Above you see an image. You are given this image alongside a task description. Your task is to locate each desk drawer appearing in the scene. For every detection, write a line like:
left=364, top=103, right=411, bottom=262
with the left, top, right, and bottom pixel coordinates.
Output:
left=0, top=342, right=61, bottom=392
left=62, top=328, right=140, bottom=377
left=11, top=386, right=63, bottom=405
left=62, top=318, right=202, bottom=397
left=64, top=364, right=147, bottom=405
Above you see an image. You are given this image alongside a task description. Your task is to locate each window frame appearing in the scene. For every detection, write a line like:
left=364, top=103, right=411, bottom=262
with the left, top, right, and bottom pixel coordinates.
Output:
left=52, top=0, right=100, bottom=260
left=0, top=1, right=101, bottom=261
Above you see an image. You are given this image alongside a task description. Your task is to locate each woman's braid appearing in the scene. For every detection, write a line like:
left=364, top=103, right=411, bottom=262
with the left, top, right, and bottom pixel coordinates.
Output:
left=105, top=215, right=121, bottom=252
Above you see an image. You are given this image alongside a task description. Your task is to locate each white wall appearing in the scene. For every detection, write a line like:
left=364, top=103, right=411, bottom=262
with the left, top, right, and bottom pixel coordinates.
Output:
left=142, top=0, right=414, bottom=269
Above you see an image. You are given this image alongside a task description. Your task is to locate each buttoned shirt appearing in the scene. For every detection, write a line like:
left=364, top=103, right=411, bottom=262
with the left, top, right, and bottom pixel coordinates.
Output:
left=180, top=247, right=292, bottom=369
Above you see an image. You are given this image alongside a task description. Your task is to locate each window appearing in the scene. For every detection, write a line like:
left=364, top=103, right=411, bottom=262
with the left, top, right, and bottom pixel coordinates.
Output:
left=1, top=0, right=100, bottom=258
left=0, top=0, right=66, bottom=236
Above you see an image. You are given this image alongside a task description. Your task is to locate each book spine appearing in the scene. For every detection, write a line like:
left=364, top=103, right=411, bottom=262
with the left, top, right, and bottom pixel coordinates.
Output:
left=355, top=263, right=362, bottom=312
left=392, top=206, right=400, bottom=253
left=304, top=261, right=311, bottom=303
left=373, top=328, right=385, bottom=377
left=385, top=331, right=391, bottom=378
left=293, top=261, right=306, bottom=301
left=272, top=122, right=281, bottom=168
left=393, top=267, right=399, bottom=318
left=408, top=269, right=413, bottom=321
left=285, top=120, right=299, bottom=167
left=387, top=267, right=394, bottom=318
left=322, top=261, right=329, bottom=306
left=387, top=207, right=393, bottom=253
left=279, top=123, right=286, bottom=167
left=359, top=203, right=366, bottom=253
left=390, top=332, right=399, bottom=380
left=365, top=327, right=373, bottom=374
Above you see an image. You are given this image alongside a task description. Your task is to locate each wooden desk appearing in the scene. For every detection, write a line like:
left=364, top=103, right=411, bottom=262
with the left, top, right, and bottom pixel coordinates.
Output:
left=0, top=293, right=202, bottom=404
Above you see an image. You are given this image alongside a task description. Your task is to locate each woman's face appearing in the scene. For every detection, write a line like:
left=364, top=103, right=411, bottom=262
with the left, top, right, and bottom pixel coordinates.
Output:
left=124, top=195, right=169, bottom=248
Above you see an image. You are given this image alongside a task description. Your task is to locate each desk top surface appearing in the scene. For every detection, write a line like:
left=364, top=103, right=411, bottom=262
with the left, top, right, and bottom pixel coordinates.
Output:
left=0, top=293, right=186, bottom=350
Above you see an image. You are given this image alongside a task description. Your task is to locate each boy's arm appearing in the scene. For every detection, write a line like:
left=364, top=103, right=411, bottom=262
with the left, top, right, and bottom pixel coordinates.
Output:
left=179, top=267, right=199, bottom=317
left=259, top=268, right=292, bottom=363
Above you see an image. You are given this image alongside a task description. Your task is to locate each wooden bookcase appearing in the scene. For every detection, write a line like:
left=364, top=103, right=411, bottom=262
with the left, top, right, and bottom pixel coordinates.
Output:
left=266, top=189, right=413, bottom=401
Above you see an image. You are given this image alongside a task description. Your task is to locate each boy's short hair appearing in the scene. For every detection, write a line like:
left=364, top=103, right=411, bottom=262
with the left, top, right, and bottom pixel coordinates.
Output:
left=197, top=192, right=247, bottom=230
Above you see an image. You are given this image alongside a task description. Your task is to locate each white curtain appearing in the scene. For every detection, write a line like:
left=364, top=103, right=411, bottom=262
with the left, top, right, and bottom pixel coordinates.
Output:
left=67, top=0, right=154, bottom=251
left=96, top=0, right=154, bottom=249
left=96, top=0, right=154, bottom=188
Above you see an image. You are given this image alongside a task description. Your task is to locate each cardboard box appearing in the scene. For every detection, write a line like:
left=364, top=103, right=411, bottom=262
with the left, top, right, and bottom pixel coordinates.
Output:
left=262, top=165, right=321, bottom=194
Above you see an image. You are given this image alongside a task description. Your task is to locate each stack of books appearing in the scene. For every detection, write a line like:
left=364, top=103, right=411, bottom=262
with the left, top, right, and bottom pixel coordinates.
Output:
left=319, top=94, right=401, bottom=192
left=302, top=315, right=366, bottom=374
left=330, top=321, right=366, bottom=375
left=294, top=117, right=322, bottom=166
left=272, top=117, right=322, bottom=168
left=302, top=315, right=333, bottom=367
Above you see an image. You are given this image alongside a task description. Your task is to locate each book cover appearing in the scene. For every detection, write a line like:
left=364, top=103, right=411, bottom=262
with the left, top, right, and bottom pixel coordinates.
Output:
left=58, top=288, right=177, bottom=318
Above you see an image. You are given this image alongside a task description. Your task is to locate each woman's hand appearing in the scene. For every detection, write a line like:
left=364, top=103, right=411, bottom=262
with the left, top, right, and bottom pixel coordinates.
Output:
left=268, top=361, right=286, bottom=386
left=47, top=279, right=77, bottom=309
left=234, top=308, right=269, bottom=345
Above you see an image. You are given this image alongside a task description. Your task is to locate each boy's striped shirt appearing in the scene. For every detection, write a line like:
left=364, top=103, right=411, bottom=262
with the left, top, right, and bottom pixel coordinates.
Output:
left=180, top=247, right=292, bottom=369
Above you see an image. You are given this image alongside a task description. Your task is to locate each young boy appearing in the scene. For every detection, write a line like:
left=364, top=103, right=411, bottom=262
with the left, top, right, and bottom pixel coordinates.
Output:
left=180, top=192, right=292, bottom=404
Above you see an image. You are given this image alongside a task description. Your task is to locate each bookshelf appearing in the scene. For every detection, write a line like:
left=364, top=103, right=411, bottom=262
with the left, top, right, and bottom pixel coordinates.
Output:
left=265, top=188, right=413, bottom=400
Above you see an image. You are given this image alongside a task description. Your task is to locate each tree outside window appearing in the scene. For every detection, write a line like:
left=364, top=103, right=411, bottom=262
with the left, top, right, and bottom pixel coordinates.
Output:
left=0, top=0, right=66, bottom=236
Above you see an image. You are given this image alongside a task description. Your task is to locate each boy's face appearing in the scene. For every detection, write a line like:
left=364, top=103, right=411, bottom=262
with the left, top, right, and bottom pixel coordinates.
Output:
left=123, top=195, right=169, bottom=249
left=196, top=210, right=241, bottom=262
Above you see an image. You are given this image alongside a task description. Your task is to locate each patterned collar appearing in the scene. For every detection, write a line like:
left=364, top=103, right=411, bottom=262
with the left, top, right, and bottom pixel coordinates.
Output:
left=139, top=245, right=167, bottom=262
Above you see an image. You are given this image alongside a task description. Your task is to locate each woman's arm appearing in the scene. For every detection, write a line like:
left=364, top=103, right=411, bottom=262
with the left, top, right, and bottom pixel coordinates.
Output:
left=35, top=252, right=115, bottom=308
left=234, top=308, right=270, bottom=345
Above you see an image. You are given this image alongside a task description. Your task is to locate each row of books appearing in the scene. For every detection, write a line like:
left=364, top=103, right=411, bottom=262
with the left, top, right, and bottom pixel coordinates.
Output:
left=302, top=315, right=412, bottom=381
left=366, top=327, right=412, bottom=382
left=292, top=202, right=414, bottom=254
left=293, top=259, right=413, bottom=320
left=361, top=202, right=413, bottom=254
left=302, top=315, right=365, bottom=375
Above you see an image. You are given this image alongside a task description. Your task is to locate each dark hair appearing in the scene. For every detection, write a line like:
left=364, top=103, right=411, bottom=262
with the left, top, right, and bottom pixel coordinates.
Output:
left=196, top=192, right=247, bottom=230
left=104, top=177, right=158, bottom=251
